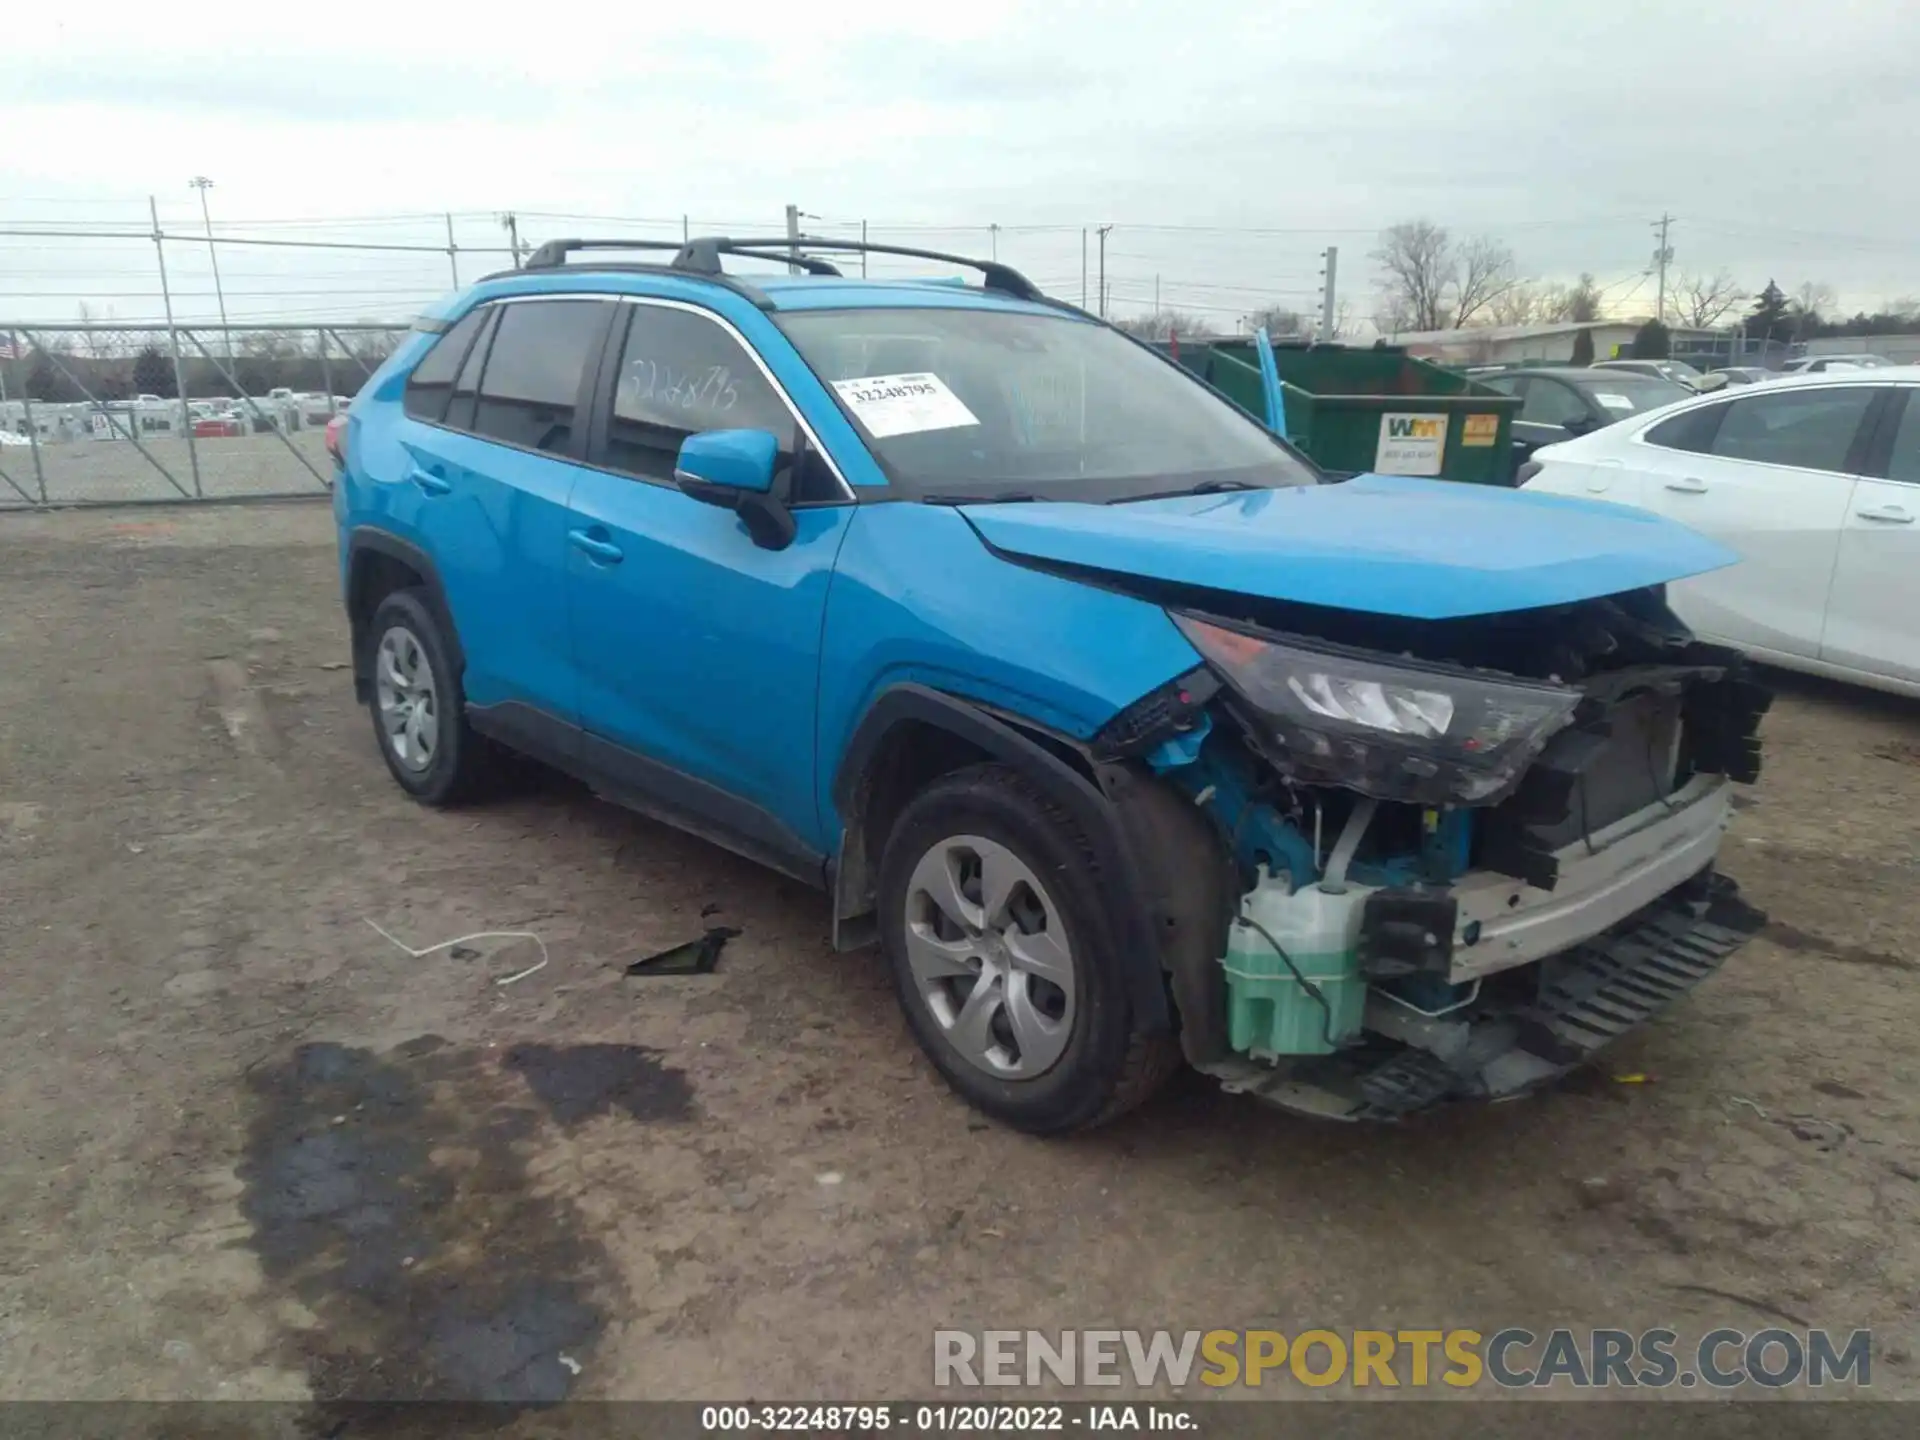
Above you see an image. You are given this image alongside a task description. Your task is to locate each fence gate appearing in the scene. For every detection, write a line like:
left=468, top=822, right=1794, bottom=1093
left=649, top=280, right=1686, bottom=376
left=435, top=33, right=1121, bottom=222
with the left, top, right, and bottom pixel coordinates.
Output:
left=0, top=322, right=409, bottom=509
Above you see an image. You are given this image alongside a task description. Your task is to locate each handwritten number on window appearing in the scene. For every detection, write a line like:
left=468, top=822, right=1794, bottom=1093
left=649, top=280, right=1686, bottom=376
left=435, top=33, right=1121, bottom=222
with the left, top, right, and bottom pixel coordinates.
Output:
left=619, top=361, right=739, bottom=419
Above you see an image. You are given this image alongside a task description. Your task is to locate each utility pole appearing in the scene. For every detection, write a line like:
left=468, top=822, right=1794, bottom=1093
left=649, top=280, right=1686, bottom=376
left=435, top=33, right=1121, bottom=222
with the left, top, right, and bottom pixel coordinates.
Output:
left=188, top=176, right=232, bottom=360
left=989, top=223, right=1000, bottom=260
left=1652, top=213, right=1674, bottom=324
left=1080, top=229, right=1087, bottom=309
left=1319, top=245, right=1339, bottom=339
left=1096, top=224, right=1113, bottom=319
left=861, top=220, right=868, bottom=278
left=785, top=203, right=802, bottom=275
left=445, top=213, right=460, bottom=287
left=1154, top=274, right=1160, bottom=312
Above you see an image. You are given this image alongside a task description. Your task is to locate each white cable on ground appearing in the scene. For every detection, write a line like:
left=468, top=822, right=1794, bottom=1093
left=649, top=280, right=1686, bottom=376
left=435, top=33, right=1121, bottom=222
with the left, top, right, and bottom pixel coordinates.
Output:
left=364, top=918, right=551, bottom=987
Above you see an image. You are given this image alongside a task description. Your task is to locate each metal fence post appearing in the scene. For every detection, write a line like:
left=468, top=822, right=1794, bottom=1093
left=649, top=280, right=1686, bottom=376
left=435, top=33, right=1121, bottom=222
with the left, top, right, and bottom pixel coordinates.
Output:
left=11, top=328, right=46, bottom=504
left=150, top=196, right=202, bottom=497
left=317, top=327, right=337, bottom=416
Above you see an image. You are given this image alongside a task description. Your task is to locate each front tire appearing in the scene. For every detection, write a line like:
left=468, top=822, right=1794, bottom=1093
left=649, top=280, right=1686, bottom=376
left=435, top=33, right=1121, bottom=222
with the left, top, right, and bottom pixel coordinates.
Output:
left=366, top=588, right=494, bottom=806
left=877, top=763, right=1179, bottom=1133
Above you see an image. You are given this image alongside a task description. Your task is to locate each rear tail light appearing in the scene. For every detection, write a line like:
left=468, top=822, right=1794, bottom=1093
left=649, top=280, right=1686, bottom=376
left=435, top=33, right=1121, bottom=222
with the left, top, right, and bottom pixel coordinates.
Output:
left=324, top=413, right=347, bottom=467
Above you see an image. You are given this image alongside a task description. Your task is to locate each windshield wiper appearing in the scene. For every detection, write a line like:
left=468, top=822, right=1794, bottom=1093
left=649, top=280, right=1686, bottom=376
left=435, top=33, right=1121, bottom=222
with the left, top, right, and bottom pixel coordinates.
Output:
left=1107, top=478, right=1260, bottom=505
left=920, top=491, right=1042, bottom=506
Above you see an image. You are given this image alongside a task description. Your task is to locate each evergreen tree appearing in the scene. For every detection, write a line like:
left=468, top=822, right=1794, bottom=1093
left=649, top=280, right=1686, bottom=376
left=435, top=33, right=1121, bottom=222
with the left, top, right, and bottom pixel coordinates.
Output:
left=131, top=345, right=175, bottom=397
left=1747, top=280, right=1791, bottom=341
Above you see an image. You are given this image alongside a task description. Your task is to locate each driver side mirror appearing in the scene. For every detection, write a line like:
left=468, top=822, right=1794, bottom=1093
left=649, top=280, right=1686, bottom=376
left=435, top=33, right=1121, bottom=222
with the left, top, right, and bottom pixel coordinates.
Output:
left=673, top=428, right=797, bottom=551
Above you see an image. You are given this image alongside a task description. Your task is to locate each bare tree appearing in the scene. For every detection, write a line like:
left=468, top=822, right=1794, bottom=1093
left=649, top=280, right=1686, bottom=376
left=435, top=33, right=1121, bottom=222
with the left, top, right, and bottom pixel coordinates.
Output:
left=1372, top=220, right=1454, bottom=331
left=1790, top=280, right=1837, bottom=340
left=1115, top=309, right=1214, bottom=341
left=1489, top=283, right=1543, bottom=327
left=1331, top=297, right=1355, bottom=340
left=1246, top=305, right=1307, bottom=337
left=1543, top=272, right=1605, bottom=324
left=1672, top=270, right=1744, bottom=328
left=1373, top=221, right=1521, bottom=331
left=1452, top=236, right=1521, bottom=327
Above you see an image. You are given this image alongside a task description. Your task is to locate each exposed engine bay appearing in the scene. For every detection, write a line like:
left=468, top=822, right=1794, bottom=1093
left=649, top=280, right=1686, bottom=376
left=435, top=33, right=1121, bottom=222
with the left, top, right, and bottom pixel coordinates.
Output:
left=1094, top=582, right=1771, bottom=1120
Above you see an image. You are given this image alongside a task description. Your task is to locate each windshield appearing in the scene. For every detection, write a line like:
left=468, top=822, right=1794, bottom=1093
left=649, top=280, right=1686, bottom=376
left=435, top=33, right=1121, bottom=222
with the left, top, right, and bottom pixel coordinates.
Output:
left=777, top=307, right=1318, bottom=502
left=1577, top=374, right=1693, bottom=413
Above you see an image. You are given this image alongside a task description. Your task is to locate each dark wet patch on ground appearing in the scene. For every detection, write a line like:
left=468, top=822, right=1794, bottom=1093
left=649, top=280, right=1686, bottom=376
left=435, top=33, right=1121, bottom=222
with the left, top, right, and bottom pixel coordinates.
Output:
left=238, top=1039, right=617, bottom=1406
left=1764, top=919, right=1916, bottom=972
left=502, top=1042, right=693, bottom=1127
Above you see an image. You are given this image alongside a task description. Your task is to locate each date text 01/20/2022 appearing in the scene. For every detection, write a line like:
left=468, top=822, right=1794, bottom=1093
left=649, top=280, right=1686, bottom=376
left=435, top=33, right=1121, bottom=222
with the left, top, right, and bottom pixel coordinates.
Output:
left=698, top=1404, right=1194, bottom=1431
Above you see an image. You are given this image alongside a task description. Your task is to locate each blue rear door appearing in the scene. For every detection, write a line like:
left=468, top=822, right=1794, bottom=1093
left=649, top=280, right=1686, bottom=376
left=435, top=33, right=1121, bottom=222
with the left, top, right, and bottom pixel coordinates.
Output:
left=564, top=299, right=856, bottom=877
left=394, top=297, right=615, bottom=734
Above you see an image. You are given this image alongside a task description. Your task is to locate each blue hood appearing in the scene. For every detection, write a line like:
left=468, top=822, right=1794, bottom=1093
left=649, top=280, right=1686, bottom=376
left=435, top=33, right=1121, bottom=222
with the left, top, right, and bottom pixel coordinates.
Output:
left=960, top=473, right=1737, bottom=621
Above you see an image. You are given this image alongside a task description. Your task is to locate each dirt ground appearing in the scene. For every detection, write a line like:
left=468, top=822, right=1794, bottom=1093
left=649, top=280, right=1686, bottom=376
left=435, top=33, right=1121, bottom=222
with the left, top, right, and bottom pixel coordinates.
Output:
left=2, top=500, right=1918, bottom=1409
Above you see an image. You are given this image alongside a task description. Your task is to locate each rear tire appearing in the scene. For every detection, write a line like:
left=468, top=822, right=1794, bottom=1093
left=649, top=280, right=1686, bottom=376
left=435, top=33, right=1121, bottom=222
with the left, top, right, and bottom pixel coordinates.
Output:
left=877, top=762, right=1179, bottom=1133
left=366, top=588, right=495, bottom=806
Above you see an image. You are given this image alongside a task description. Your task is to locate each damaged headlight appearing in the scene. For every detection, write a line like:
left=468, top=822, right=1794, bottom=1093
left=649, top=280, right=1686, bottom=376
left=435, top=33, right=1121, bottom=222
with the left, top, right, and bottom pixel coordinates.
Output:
left=1171, top=613, right=1583, bottom=805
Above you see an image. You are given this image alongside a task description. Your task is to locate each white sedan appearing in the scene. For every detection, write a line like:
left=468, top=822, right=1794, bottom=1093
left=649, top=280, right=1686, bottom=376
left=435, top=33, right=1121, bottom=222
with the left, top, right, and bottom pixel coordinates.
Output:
left=1520, top=368, right=1920, bottom=698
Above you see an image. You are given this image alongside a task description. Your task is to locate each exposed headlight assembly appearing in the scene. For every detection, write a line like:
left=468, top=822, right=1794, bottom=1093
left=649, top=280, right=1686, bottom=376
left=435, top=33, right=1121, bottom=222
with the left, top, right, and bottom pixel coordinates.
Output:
left=1172, top=613, right=1583, bottom=805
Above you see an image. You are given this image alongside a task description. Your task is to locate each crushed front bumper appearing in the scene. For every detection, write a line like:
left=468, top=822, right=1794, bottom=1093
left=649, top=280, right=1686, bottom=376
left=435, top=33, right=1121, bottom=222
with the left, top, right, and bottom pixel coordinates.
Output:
left=1214, top=871, right=1764, bottom=1121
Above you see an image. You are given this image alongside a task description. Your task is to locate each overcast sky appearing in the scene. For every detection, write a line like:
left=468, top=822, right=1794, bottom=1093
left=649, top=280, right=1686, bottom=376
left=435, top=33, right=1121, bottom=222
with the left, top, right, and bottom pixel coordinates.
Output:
left=2, top=0, right=1914, bottom=331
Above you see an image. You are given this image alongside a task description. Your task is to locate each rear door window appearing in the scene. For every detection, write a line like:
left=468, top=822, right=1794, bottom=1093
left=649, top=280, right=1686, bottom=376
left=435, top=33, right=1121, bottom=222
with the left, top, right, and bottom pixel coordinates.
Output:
left=1519, top=379, right=1589, bottom=427
left=1884, top=391, right=1920, bottom=484
left=402, top=309, right=487, bottom=422
left=445, top=308, right=498, bottom=433
left=1707, top=386, right=1877, bottom=473
left=470, top=299, right=612, bottom=455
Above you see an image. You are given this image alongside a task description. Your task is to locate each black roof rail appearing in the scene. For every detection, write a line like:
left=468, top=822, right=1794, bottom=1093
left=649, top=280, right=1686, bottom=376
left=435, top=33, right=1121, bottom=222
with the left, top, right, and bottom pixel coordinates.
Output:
left=501, top=234, right=1049, bottom=306
left=490, top=238, right=782, bottom=308
left=680, top=235, right=1047, bottom=302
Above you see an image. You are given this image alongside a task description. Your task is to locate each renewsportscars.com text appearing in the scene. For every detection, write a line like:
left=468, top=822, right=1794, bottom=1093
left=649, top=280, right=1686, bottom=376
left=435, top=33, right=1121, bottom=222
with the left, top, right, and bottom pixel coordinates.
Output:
left=933, top=1327, right=1872, bottom=1391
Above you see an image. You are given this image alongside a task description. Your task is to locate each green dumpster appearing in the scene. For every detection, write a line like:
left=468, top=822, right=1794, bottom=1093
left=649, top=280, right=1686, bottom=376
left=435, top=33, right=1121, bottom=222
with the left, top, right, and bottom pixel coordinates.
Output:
left=1164, top=340, right=1523, bottom=486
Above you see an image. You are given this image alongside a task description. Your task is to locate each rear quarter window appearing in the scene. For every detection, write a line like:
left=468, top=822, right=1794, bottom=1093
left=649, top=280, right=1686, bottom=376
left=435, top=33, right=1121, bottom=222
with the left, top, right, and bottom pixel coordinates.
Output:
left=402, top=309, right=487, bottom=422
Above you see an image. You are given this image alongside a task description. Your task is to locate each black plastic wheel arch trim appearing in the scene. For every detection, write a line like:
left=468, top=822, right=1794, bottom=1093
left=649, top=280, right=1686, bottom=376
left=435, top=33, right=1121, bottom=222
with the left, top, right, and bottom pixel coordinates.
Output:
left=831, top=683, right=1173, bottom=1033
left=344, top=527, right=464, bottom=701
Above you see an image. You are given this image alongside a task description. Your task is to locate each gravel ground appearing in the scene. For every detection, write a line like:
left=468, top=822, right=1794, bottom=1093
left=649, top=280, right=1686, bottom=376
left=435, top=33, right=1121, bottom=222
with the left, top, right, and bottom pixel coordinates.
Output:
left=0, top=432, right=332, bottom=507
left=1, top=502, right=1916, bottom=1414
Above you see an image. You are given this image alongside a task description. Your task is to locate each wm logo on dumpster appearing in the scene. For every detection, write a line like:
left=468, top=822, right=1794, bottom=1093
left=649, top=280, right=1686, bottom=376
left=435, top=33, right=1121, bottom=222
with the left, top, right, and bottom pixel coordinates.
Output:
left=1387, top=417, right=1445, bottom=440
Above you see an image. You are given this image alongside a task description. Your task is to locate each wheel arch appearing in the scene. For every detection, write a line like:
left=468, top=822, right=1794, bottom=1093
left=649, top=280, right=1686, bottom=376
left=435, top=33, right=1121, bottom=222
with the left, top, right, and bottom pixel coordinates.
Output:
left=830, top=683, right=1174, bottom=1034
left=345, top=528, right=464, bottom=703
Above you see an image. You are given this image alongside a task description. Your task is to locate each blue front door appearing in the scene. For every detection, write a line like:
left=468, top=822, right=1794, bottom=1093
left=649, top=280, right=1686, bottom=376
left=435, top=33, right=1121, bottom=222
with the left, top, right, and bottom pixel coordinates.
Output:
left=565, top=300, right=855, bottom=875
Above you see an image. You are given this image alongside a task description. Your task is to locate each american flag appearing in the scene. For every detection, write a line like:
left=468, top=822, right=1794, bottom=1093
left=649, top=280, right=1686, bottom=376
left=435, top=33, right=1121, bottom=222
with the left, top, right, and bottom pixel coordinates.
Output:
left=0, top=338, right=18, bottom=361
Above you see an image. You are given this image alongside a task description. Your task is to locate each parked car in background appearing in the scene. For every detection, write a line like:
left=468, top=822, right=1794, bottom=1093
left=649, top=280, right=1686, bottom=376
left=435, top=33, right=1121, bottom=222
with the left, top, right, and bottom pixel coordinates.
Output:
left=1782, top=354, right=1894, bottom=374
left=297, top=393, right=352, bottom=427
left=1592, top=358, right=1726, bottom=392
left=1471, top=365, right=1694, bottom=462
left=1709, top=366, right=1773, bottom=386
left=1520, top=368, right=1920, bottom=698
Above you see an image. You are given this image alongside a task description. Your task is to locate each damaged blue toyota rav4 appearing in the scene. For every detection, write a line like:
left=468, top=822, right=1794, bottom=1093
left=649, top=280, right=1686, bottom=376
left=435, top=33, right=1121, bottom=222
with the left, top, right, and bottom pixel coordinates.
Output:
left=331, top=235, right=1768, bottom=1131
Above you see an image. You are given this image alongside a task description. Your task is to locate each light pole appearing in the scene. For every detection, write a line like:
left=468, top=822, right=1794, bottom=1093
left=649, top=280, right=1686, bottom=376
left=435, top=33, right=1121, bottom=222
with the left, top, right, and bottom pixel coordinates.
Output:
left=189, top=177, right=233, bottom=360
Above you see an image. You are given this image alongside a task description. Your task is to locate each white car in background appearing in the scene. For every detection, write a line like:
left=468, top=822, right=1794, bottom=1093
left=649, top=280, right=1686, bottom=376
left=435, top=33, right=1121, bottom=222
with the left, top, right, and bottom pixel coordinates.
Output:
left=1520, top=369, right=1920, bottom=698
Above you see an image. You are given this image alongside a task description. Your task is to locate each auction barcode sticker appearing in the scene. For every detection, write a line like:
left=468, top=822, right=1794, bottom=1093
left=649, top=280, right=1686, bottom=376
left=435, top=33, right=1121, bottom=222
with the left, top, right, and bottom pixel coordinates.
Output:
left=832, top=373, right=980, bottom=438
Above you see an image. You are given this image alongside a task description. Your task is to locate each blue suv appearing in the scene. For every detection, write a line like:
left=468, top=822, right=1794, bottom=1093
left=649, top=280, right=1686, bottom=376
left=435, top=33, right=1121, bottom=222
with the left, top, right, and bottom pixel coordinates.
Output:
left=333, top=236, right=1769, bottom=1131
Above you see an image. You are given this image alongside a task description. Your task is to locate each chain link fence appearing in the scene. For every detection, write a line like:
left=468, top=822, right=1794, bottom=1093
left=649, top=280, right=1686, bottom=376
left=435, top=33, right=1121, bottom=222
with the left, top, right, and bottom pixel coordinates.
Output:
left=0, top=321, right=409, bottom=507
